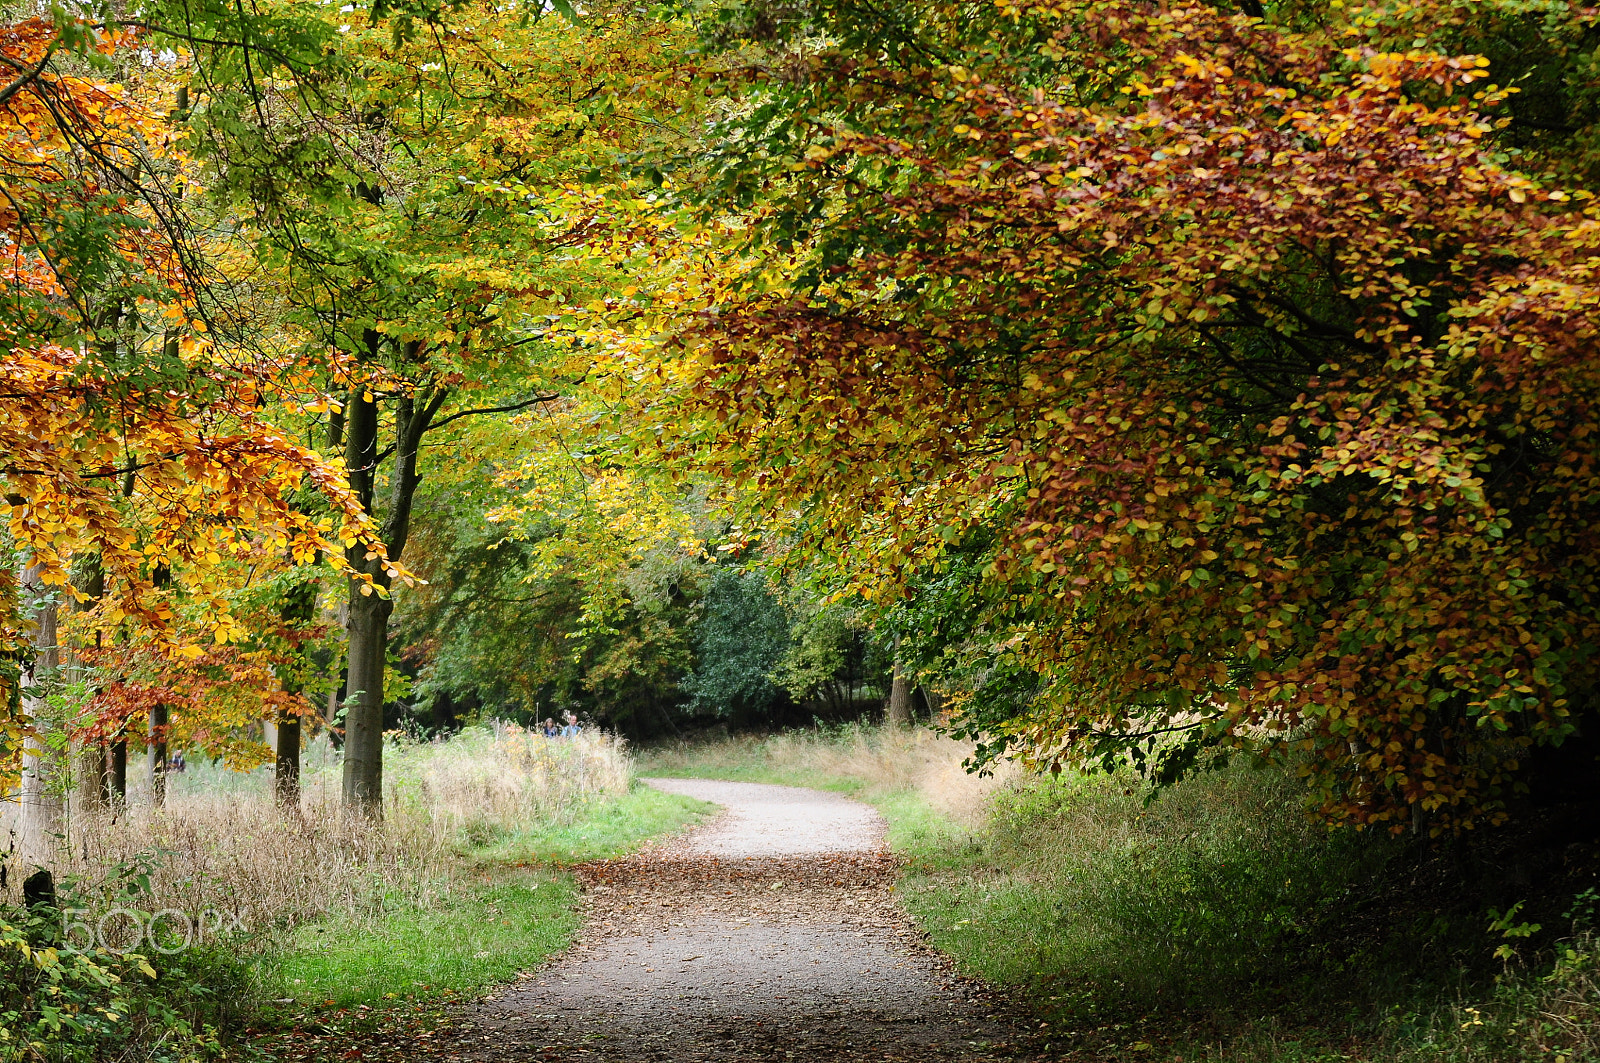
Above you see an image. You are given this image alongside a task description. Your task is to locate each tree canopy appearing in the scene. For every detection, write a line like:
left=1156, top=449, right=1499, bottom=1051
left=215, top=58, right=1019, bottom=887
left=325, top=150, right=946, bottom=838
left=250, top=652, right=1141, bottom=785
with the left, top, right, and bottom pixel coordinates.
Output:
left=585, top=0, right=1600, bottom=831
left=6, top=0, right=1600, bottom=836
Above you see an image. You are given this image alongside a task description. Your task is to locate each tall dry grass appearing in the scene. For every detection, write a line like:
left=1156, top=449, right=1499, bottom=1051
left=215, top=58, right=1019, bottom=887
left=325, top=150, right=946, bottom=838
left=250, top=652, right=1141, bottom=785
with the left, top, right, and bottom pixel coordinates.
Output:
left=393, top=721, right=630, bottom=842
left=3, top=725, right=631, bottom=936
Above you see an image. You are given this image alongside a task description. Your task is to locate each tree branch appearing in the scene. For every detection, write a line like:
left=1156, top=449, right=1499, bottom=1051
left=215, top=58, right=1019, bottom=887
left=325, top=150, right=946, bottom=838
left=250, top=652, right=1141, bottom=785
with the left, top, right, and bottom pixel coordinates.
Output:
left=427, top=393, right=561, bottom=433
left=0, top=46, right=54, bottom=109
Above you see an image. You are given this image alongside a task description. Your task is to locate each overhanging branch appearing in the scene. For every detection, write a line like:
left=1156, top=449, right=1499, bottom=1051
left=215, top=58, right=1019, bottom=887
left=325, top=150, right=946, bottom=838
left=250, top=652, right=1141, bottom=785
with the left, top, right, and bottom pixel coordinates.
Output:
left=427, top=393, right=561, bottom=433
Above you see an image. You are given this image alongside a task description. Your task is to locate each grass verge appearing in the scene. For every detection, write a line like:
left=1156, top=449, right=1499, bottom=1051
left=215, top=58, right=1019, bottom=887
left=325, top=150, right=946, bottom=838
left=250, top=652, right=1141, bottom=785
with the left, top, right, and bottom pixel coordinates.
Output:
left=265, top=869, right=579, bottom=1011
left=257, top=784, right=712, bottom=1012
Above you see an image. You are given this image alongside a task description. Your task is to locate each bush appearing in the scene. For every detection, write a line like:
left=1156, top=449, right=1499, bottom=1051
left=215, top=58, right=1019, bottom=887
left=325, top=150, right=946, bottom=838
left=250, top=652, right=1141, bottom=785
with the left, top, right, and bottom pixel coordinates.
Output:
left=1390, top=933, right=1600, bottom=1063
left=0, top=867, right=238, bottom=1063
left=904, top=762, right=1414, bottom=1019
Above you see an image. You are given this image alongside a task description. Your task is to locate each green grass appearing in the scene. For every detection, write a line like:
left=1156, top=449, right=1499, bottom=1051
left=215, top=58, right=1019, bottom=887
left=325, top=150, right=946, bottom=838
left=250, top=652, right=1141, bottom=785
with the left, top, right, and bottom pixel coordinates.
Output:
left=927, top=770, right=1400, bottom=1003
left=469, top=784, right=716, bottom=865
left=640, top=749, right=867, bottom=793
left=872, top=787, right=973, bottom=855
left=266, top=869, right=579, bottom=1009
left=256, top=784, right=712, bottom=1012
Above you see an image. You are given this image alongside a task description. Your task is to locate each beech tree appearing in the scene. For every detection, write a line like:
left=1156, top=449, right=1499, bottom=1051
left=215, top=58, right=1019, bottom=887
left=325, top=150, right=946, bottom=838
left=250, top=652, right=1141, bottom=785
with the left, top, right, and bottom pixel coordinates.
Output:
left=174, top=0, right=694, bottom=812
left=598, top=0, right=1600, bottom=831
left=0, top=14, right=400, bottom=825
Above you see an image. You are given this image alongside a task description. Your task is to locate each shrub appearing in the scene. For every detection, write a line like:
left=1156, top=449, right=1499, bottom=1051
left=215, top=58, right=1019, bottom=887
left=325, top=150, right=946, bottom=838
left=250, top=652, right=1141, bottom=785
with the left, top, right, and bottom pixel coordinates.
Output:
left=1392, top=933, right=1600, bottom=1062
left=0, top=867, right=235, bottom=1063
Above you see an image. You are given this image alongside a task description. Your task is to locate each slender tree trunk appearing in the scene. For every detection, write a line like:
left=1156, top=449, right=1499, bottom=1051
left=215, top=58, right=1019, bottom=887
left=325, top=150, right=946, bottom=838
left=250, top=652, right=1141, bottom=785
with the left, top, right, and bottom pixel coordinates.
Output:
left=108, top=735, right=126, bottom=806
left=149, top=701, right=168, bottom=808
left=147, top=564, right=171, bottom=808
left=886, top=636, right=913, bottom=728
left=18, top=562, right=62, bottom=863
left=275, top=557, right=319, bottom=810
left=71, top=557, right=106, bottom=816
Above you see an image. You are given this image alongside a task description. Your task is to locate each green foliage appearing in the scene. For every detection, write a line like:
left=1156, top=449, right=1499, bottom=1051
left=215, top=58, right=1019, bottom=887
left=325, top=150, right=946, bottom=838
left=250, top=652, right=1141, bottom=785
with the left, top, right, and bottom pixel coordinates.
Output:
left=770, top=607, right=848, bottom=705
left=0, top=866, right=242, bottom=1063
left=393, top=419, right=577, bottom=719
left=681, top=567, right=789, bottom=719
left=771, top=600, right=892, bottom=714
left=397, top=413, right=717, bottom=732
left=1379, top=932, right=1600, bottom=1063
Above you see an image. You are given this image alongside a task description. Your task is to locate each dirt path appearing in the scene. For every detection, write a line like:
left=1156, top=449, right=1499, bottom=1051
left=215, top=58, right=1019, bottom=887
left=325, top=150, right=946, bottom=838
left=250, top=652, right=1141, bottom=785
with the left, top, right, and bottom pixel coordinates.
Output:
left=453, top=778, right=1042, bottom=1062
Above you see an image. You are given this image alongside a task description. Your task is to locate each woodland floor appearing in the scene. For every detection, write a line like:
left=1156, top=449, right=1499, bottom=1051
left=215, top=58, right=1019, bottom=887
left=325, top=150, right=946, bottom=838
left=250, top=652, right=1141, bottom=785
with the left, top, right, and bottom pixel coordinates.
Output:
left=447, top=779, right=1053, bottom=1061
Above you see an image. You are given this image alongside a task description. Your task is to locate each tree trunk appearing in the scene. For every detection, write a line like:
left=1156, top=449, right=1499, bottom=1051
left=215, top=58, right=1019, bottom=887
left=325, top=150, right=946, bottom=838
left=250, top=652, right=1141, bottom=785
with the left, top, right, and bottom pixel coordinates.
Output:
left=275, top=567, right=318, bottom=810
left=71, top=557, right=106, bottom=816
left=886, top=636, right=912, bottom=728
left=148, top=564, right=171, bottom=808
left=338, top=364, right=444, bottom=817
left=340, top=588, right=390, bottom=811
left=275, top=710, right=301, bottom=808
left=76, top=743, right=107, bottom=816
left=18, top=562, right=62, bottom=863
left=339, top=374, right=384, bottom=813
left=149, top=701, right=168, bottom=809
left=109, top=735, right=126, bottom=806
left=886, top=661, right=913, bottom=727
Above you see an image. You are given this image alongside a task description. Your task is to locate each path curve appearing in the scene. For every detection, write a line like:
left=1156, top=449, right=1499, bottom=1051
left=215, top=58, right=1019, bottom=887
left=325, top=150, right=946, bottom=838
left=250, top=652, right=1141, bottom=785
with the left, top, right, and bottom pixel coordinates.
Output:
left=641, top=778, right=885, bottom=856
left=453, top=778, right=1038, bottom=1062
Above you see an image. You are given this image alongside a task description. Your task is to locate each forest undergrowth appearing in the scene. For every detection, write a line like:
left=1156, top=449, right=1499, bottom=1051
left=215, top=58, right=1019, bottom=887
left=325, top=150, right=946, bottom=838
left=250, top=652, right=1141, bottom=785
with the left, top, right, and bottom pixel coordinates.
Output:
left=639, top=724, right=1600, bottom=1063
left=1, top=726, right=708, bottom=1063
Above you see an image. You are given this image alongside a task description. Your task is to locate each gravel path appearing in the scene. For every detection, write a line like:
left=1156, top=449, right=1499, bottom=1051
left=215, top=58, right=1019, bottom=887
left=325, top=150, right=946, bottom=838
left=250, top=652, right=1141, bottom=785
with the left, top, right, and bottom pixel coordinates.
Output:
left=452, top=778, right=1040, bottom=1062
left=641, top=778, right=884, bottom=857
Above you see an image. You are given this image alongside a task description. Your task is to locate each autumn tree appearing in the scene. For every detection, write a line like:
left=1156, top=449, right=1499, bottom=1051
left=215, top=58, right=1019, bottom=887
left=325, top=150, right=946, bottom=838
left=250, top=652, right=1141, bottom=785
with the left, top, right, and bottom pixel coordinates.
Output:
left=597, top=0, right=1600, bottom=831
left=0, top=11, right=394, bottom=847
left=173, top=0, right=696, bottom=812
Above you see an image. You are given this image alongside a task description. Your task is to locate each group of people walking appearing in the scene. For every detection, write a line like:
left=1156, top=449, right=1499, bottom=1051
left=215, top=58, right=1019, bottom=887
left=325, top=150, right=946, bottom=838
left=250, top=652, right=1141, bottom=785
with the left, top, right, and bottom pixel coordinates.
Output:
left=541, top=713, right=582, bottom=738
